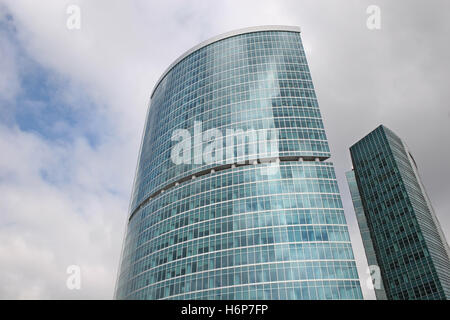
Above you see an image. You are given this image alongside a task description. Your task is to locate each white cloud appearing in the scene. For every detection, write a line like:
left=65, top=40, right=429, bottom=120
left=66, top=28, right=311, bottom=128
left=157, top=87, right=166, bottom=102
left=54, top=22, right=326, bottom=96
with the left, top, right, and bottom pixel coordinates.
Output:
left=0, top=37, right=20, bottom=102
left=0, top=125, right=129, bottom=299
left=0, top=7, right=20, bottom=108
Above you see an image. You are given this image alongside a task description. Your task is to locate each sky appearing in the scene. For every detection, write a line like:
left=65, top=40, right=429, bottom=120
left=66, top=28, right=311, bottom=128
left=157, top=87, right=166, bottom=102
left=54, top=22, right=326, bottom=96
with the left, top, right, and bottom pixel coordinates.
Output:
left=0, top=0, right=449, bottom=299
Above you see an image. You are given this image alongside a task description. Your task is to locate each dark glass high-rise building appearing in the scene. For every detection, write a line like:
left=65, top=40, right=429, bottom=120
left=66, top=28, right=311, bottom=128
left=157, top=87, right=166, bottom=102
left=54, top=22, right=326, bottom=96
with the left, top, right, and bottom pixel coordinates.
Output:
left=348, top=125, right=450, bottom=300
left=115, top=26, right=362, bottom=300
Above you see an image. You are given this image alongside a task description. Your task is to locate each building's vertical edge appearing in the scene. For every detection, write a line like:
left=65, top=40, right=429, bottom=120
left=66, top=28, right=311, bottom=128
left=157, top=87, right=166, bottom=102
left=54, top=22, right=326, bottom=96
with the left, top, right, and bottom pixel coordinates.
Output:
left=346, top=170, right=388, bottom=300
left=114, top=93, right=153, bottom=299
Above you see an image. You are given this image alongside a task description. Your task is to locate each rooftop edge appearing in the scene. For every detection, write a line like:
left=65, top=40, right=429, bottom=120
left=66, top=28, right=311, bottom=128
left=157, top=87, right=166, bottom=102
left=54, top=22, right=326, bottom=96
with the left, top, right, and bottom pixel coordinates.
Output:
left=150, top=25, right=301, bottom=98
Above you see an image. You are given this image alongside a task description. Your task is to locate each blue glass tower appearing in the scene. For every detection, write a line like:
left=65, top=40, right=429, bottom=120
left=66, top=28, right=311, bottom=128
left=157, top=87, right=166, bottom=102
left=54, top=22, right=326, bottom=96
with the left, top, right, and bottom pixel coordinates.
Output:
left=115, top=26, right=362, bottom=300
left=349, top=125, right=450, bottom=300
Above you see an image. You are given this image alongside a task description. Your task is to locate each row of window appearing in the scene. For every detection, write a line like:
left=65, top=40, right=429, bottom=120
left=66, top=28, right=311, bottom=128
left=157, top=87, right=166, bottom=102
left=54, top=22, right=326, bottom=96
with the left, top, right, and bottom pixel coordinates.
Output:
left=123, top=242, right=356, bottom=286
left=133, top=162, right=336, bottom=219
left=123, top=225, right=352, bottom=278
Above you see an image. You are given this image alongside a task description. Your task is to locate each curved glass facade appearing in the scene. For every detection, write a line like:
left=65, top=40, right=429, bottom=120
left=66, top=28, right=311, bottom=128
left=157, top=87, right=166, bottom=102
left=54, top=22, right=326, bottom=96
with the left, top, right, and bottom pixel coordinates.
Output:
left=115, top=26, right=362, bottom=300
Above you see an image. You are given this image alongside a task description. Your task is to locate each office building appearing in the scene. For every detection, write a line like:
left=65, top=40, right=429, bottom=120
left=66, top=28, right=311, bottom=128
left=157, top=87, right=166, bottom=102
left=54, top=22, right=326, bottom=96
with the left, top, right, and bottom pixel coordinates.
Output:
left=348, top=125, right=450, bottom=299
left=115, top=26, right=362, bottom=300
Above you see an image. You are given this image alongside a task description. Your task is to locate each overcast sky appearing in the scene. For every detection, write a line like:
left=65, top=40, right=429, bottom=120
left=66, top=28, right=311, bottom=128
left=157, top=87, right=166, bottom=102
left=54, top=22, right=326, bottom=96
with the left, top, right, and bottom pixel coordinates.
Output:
left=0, top=0, right=449, bottom=299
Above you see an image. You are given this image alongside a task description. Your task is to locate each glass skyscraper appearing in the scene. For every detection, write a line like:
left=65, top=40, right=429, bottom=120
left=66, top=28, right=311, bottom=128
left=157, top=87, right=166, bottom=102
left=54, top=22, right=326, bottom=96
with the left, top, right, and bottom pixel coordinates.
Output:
left=115, top=26, right=362, bottom=300
left=348, top=125, right=450, bottom=300
left=346, top=170, right=388, bottom=300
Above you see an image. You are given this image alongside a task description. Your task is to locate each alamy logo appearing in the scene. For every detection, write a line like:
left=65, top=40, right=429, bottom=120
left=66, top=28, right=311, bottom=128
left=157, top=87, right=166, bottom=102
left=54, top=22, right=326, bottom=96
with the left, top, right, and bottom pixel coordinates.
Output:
left=66, top=265, right=81, bottom=290
left=170, top=121, right=280, bottom=175
left=366, top=265, right=383, bottom=290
